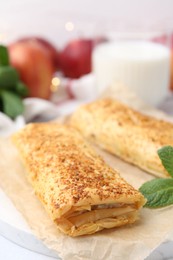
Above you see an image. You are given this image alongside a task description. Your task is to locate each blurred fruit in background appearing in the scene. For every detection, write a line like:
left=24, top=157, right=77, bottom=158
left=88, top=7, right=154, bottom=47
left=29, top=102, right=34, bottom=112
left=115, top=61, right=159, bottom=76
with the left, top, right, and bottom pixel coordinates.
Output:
left=59, top=37, right=106, bottom=79
left=8, top=35, right=106, bottom=100
left=59, top=38, right=93, bottom=78
left=11, top=37, right=60, bottom=71
left=152, top=33, right=173, bottom=91
left=170, top=34, right=173, bottom=91
left=8, top=38, right=56, bottom=99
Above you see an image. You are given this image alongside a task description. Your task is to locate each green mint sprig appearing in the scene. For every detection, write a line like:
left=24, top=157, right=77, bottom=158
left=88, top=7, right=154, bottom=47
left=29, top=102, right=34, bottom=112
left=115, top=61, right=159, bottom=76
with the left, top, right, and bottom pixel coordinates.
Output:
left=139, top=146, right=173, bottom=208
left=157, top=146, right=173, bottom=178
left=0, top=45, right=9, bottom=66
left=0, top=45, right=28, bottom=119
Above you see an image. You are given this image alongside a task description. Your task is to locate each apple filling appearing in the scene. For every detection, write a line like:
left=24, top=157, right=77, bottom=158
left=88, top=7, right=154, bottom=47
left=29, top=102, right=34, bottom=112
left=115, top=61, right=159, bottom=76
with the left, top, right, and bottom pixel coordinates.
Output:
left=91, top=202, right=130, bottom=209
left=61, top=203, right=137, bottom=228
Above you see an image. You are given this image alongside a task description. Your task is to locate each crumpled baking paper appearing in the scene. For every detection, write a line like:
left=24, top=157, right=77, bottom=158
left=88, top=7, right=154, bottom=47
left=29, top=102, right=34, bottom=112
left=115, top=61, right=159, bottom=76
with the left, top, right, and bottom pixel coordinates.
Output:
left=0, top=85, right=173, bottom=260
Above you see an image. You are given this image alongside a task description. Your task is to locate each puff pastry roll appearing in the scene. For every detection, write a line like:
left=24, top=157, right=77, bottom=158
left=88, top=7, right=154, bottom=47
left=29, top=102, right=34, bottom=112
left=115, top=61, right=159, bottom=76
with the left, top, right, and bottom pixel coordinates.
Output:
left=12, top=123, right=145, bottom=237
left=70, top=98, right=172, bottom=178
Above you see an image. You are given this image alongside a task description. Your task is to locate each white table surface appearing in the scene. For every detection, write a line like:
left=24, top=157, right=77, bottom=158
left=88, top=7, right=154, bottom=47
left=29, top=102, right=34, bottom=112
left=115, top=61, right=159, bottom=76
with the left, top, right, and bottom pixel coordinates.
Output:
left=0, top=235, right=55, bottom=260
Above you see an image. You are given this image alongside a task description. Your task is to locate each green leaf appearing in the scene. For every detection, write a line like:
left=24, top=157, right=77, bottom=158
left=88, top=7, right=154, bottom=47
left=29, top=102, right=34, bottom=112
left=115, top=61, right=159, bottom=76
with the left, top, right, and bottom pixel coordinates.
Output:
left=0, top=66, right=19, bottom=88
left=0, top=90, right=24, bottom=118
left=0, top=45, right=9, bottom=66
left=139, top=178, right=173, bottom=208
left=0, top=98, right=3, bottom=111
left=158, top=146, right=173, bottom=178
left=15, top=81, right=29, bottom=97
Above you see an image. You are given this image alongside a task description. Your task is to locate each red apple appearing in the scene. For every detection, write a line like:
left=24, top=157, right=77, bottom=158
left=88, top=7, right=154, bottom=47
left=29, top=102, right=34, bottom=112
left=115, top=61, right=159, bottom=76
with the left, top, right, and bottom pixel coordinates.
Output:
left=169, top=34, right=173, bottom=91
left=151, top=34, right=173, bottom=90
left=170, top=43, right=173, bottom=91
left=34, top=37, right=60, bottom=70
left=11, top=37, right=59, bottom=71
left=151, top=35, right=169, bottom=46
left=60, top=37, right=107, bottom=79
left=59, top=38, right=93, bottom=78
left=9, top=41, right=54, bottom=99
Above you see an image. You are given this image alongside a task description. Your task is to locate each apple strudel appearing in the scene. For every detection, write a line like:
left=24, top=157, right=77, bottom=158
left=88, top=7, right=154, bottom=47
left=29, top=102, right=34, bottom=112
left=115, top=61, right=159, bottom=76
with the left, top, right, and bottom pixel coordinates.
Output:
left=12, top=123, right=145, bottom=237
left=70, top=98, right=171, bottom=178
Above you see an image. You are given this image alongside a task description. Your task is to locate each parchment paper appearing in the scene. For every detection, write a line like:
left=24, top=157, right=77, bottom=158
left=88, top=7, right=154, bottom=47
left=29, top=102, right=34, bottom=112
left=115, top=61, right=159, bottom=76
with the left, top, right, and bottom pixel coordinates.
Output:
left=1, top=87, right=173, bottom=260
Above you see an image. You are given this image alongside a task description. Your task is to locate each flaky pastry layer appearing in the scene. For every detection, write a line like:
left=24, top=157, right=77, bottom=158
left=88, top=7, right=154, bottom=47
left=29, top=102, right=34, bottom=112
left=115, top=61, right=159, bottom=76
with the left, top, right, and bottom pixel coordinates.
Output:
left=70, top=98, right=171, bottom=178
left=12, top=123, right=145, bottom=236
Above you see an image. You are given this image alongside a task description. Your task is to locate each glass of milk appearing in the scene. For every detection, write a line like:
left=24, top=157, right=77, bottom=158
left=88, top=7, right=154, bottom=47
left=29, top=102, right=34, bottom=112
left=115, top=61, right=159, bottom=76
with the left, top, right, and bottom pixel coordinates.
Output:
left=92, top=39, right=171, bottom=107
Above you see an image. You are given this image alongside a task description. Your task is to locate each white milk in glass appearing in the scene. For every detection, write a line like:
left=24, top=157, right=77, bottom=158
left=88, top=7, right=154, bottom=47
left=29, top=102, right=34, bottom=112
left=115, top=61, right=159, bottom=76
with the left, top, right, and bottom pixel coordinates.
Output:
left=92, top=41, right=170, bottom=106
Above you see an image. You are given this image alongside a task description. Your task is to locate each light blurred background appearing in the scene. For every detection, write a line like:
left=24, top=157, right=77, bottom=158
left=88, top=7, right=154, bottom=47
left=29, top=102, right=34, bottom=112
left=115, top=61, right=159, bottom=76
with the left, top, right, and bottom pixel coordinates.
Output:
left=0, top=0, right=173, bottom=111
left=0, top=0, right=173, bottom=47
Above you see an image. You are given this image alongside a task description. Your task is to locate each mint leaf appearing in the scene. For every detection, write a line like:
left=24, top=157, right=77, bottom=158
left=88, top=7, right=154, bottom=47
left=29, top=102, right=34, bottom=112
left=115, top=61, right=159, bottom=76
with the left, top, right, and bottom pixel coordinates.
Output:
left=0, top=45, right=9, bottom=66
left=139, top=178, right=173, bottom=208
left=15, top=81, right=29, bottom=97
left=0, top=66, right=19, bottom=89
left=158, top=146, right=173, bottom=178
left=139, top=145, right=173, bottom=209
left=0, top=90, right=24, bottom=118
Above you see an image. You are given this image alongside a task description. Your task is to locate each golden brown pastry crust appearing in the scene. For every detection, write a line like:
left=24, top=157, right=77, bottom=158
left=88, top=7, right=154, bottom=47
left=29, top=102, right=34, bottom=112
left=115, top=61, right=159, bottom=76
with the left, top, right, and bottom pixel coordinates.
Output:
left=12, top=123, right=145, bottom=236
left=70, top=98, right=171, bottom=178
